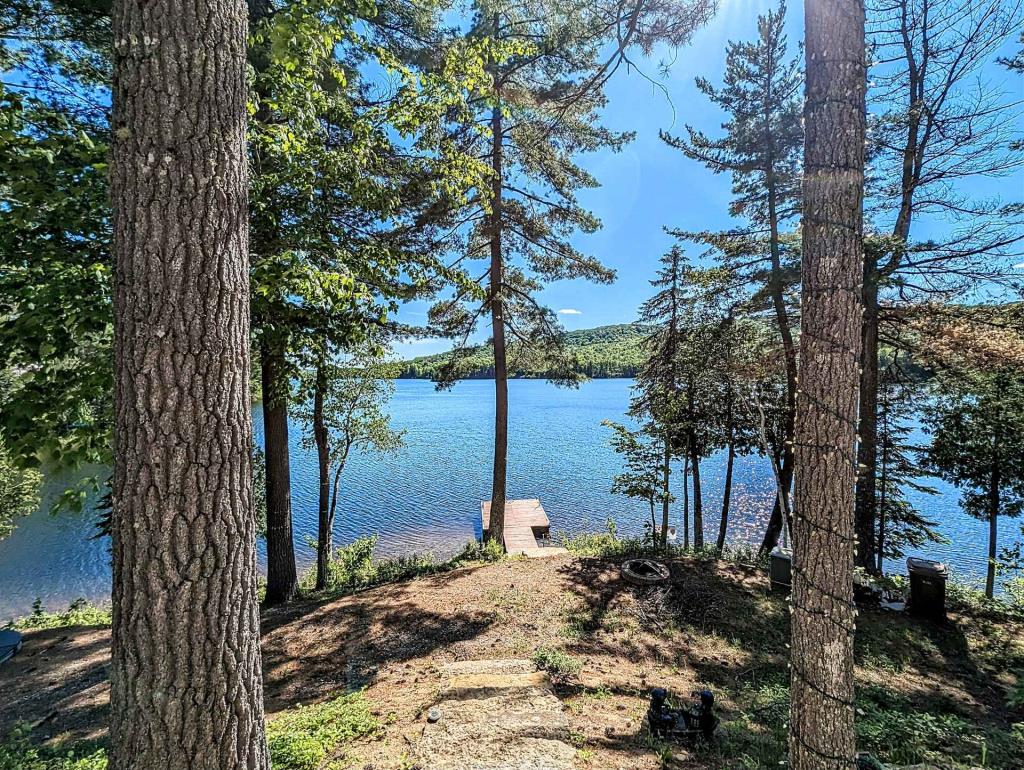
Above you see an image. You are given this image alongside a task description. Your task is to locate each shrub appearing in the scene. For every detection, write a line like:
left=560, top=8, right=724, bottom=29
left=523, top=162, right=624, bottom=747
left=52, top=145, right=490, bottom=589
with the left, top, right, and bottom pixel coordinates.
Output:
left=13, top=599, right=111, bottom=631
left=300, top=535, right=504, bottom=598
left=532, top=646, right=582, bottom=679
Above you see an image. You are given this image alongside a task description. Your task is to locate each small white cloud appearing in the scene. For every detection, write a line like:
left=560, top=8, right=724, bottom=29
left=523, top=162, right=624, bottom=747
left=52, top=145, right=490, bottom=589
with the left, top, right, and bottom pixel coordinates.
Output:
left=557, top=308, right=582, bottom=315
left=1014, top=263, right=1024, bottom=270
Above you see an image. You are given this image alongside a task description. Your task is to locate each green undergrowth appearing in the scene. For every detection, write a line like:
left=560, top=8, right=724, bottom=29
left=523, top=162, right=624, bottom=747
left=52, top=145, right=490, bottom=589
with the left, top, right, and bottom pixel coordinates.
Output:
left=299, top=534, right=505, bottom=599
left=10, top=598, right=111, bottom=631
left=267, top=693, right=380, bottom=770
left=557, top=520, right=767, bottom=568
left=0, top=726, right=105, bottom=770
left=532, top=646, right=582, bottom=680
left=688, top=676, right=1023, bottom=769
left=0, top=692, right=379, bottom=770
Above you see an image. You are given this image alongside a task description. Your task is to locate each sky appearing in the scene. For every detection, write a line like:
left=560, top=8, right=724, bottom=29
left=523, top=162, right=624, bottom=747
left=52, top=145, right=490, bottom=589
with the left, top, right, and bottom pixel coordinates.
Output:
left=393, top=0, right=1024, bottom=358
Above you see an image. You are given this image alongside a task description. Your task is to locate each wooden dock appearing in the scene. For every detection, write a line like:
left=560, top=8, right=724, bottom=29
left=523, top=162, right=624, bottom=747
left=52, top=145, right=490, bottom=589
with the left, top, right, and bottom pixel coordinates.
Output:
left=481, top=499, right=568, bottom=558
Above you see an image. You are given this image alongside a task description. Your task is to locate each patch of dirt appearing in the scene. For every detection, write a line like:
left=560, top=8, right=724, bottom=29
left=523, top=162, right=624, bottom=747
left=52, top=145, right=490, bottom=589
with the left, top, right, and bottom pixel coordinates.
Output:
left=1, top=553, right=1021, bottom=769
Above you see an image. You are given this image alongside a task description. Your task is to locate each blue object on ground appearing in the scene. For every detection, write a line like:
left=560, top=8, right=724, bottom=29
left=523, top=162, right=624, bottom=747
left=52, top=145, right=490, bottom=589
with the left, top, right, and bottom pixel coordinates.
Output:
left=0, top=629, right=22, bottom=664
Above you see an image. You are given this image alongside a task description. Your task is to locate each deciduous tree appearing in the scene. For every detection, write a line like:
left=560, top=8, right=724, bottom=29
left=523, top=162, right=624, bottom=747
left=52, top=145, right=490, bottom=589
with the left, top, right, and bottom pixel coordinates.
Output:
left=297, top=342, right=404, bottom=590
left=856, top=0, right=1024, bottom=570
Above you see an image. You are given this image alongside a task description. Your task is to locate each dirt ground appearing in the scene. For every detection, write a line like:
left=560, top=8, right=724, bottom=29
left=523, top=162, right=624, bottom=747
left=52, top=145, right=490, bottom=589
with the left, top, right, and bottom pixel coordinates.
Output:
left=2, top=553, right=1022, bottom=768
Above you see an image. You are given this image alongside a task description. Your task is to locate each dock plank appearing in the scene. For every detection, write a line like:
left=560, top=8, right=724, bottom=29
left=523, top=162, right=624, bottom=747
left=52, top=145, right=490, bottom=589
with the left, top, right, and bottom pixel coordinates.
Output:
left=481, top=499, right=564, bottom=558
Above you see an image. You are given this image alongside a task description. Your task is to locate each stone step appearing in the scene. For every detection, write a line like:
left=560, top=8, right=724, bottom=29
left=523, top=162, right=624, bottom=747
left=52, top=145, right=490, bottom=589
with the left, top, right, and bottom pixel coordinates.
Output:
left=418, top=659, right=575, bottom=770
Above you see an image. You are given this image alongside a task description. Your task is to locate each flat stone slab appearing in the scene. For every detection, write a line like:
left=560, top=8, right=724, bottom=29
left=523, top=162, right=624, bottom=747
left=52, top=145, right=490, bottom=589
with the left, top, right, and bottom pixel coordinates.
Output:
left=417, top=659, right=575, bottom=770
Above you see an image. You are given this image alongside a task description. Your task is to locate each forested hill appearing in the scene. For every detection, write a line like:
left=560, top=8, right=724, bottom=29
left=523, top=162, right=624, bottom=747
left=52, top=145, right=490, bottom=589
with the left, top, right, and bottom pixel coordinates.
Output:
left=393, top=323, right=651, bottom=379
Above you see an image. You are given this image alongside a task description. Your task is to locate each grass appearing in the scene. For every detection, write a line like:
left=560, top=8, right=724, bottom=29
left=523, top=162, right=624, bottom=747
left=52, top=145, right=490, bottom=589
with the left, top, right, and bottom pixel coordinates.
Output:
left=0, top=692, right=380, bottom=770
left=0, top=726, right=105, bottom=770
left=266, top=693, right=380, bottom=770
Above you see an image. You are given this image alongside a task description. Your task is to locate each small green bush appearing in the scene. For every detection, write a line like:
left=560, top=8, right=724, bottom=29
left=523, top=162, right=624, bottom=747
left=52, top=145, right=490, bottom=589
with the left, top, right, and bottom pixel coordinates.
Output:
left=13, top=599, right=111, bottom=631
left=267, top=693, right=380, bottom=770
left=301, top=535, right=504, bottom=598
left=532, top=646, right=582, bottom=679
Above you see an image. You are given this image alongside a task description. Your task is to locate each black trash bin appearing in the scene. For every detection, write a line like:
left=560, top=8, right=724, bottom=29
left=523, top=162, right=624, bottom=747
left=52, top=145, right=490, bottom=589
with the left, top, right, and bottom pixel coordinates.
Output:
left=769, top=547, right=792, bottom=594
left=907, top=557, right=948, bottom=621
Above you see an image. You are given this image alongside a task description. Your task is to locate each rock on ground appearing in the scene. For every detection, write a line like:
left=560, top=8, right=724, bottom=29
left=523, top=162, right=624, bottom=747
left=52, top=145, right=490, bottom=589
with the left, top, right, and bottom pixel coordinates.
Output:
left=416, top=659, right=576, bottom=770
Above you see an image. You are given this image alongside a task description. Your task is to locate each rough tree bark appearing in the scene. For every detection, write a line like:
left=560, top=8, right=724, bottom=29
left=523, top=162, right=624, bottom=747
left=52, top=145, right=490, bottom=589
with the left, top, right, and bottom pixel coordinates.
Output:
left=789, top=0, right=866, bottom=767
left=487, top=12, right=508, bottom=548
left=261, top=337, right=298, bottom=604
left=109, top=0, right=269, bottom=765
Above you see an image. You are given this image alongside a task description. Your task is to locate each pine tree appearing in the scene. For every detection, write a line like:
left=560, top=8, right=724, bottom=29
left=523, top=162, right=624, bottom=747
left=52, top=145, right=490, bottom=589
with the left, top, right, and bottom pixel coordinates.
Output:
left=924, top=369, right=1024, bottom=598
left=431, top=0, right=714, bottom=545
left=788, top=0, right=866, bottom=765
left=109, top=0, right=269, bottom=764
left=874, top=357, right=941, bottom=572
left=631, top=246, right=689, bottom=549
left=662, top=1, right=803, bottom=554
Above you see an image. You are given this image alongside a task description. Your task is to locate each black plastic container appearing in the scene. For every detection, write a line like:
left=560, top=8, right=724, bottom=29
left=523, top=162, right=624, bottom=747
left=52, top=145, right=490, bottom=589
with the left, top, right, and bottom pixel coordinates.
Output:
left=769, top=547, right=792, bottom=593
left=907, top=557, right=948, bottom=622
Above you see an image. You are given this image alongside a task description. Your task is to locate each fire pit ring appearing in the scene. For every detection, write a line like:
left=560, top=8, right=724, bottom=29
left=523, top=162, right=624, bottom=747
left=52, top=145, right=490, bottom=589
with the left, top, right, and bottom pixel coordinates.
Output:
left=621, top=558, right=671, bottom=586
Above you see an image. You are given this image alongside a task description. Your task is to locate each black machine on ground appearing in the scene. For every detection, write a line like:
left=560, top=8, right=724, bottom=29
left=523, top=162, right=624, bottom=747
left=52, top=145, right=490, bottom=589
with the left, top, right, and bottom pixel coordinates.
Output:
left=647, top=687, right=718, bottom=742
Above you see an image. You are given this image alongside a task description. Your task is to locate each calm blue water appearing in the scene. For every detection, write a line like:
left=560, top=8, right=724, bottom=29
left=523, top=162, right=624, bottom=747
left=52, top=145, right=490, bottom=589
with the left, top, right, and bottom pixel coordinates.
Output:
left=0, top=378, right=1018, bottom=620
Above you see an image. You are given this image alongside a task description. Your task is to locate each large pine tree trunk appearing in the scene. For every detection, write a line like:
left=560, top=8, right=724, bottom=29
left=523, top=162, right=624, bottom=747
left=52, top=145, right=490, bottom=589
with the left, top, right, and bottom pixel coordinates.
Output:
left=261, top=337, right=298, bottom=604
left=789, top=0, right=866, bottom=766
left=313, top=361, right=331, bottom=591
left=488, top=46, right=508, bottom=548
left=109, top=0, right=269, bottom=765
left=855, top=273, right=880, bottom=571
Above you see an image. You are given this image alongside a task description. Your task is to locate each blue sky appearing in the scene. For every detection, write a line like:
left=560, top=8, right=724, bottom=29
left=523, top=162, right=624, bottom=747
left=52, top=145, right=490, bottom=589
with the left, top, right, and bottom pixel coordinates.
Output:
left=394, top=0, right=1024, bottom=358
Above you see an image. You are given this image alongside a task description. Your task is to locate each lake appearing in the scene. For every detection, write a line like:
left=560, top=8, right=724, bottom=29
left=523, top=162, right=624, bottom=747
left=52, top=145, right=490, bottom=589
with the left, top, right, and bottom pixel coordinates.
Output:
left=0, top=378, right=1018, bottom=620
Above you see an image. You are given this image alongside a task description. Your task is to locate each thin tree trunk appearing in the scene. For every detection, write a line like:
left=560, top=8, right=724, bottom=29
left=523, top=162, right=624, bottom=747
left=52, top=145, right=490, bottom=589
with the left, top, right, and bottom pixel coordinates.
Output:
left=488, top=15, right=508, bottom=549
left=690, top=441, right=704, bottom=550
left=876, top=425, right=889, bottom=574
left=856, top=33, right=922, bottom=575
left=661, top=438, right=671, bottom=549
left=789, top=0, right=865, bottom=766
left=717, top=442, right=736, bottom=552
left=261, top=337, right=297, bottom=604
left=855, top=274, right=880, bottom=571
left=682, top=454, right=690, bottom=550
left=986, top=460, right=1001, bottom=599
left=313, top=361, right=331, bottom=591
left=109, top=0, right=269, bottom=765
left=761, top=166, right=799, bottom=557
left=649, top=501, right=657, bottom=547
